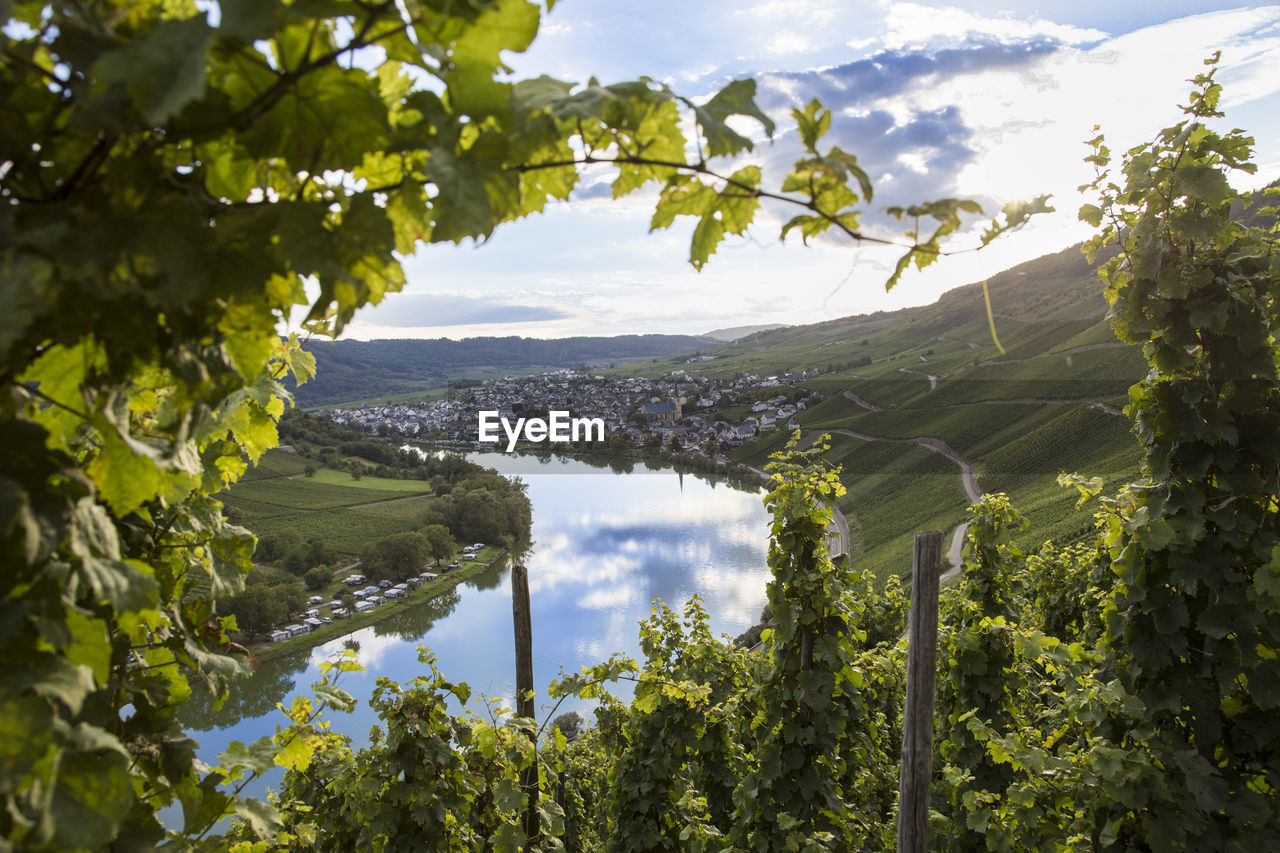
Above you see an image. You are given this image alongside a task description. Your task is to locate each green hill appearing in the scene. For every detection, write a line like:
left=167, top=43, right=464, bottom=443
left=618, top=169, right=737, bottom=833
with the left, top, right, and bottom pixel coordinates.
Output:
left=292, top=333, right=716, bottom=408
left=679, top=242, right=1144, bottom=581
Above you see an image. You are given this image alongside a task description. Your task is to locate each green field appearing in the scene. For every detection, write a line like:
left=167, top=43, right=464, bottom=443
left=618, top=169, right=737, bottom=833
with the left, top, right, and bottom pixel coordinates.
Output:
left=311, top=385, right=450, bottom=411
left=305, top=469, right=437, bottom=491
left=221, top=452, right=438, bottom=557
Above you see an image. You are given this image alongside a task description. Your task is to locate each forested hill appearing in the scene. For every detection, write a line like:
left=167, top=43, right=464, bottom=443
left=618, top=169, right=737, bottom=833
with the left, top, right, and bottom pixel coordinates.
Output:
left=291, top=333, right=715, bottom=407
left=295, top=244, right=1103, bottom=409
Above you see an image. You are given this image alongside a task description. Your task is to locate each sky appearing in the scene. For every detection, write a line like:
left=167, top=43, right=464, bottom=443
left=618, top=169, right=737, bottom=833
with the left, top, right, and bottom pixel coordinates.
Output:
left=341, top=1, right=1280, bottom=341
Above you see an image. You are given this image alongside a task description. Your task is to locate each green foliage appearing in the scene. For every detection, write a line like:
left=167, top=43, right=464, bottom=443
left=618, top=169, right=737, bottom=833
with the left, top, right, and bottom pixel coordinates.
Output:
left=422, top=523, right=457, bottom=566
left=537, top=436, right=910, bottom=852
left=361, top=530, right=431, bottom=581
left=551, top=710, right=584, bottom=741
left=267, top=649, right=566, bottom=851
left=222, top=583, right=297, bottom=639
left=302, top=565, right=332, bottom=591
left=1077, top=55, right=1280, bottom=848
left=732, top=435, right=880, bottom=847
left=934, top=495, right=1027, bottom=847
left=598, top=599, right=757, bottom=851
left=1, top=0, right=802, bottom=843
left=921, top=60, right=1280, bottom=852
left=223, top=444, right=535, bottom=562
left=3, top=0, right=1243, bottom=847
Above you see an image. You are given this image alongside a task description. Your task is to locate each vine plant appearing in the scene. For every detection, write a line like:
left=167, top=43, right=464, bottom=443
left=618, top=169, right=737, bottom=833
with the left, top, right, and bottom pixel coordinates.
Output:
left=1078, top=54, right=1280, bottom=848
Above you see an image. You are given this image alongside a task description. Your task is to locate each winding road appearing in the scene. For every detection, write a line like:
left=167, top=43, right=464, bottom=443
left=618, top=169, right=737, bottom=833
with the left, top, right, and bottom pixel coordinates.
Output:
left=831, top=379, right=1133, bottom=578
left=795, top=340, right=1135, bottom=584
left=937, top=334, right=980, bottom=350
left=897, top=366, right=942, bottom=390
left=976, top=340, right=1128, bottom=368
left=826, top=429, right=981, bottom=504
left=841, top=391, right=884, bottom=412
left=751, top=424, right=975, bottom=585
left=814, top=422, right=983, bottom=579
left=850, top=390, right=1125, bottom=418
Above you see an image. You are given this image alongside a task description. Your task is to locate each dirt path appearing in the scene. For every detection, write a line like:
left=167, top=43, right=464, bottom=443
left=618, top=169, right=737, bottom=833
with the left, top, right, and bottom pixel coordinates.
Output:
left=845, top=386, right=1123, bottom=418
left=943, top=522, right=969, bottom=582
left=824, top=386, right=1123, bottom=580
left=977, top=340, right=1128, bottom=367
left=759, top=425, right=984, bottom=585
left=938, top=334, right=980, bottom=350
left=825, top=428, right=982, bottom=504
left=823, top=427, right=981, bottom=584
left=841, top=390, right=884, bottom=412
left=897, top=367, right=942, bottom=390
left=831, top=389, right=1114, bottom=580
left=930, top=396, right=1126, bottom=417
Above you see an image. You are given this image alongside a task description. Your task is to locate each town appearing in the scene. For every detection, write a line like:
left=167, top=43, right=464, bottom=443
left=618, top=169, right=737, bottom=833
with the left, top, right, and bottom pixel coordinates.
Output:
left=325, top=368, right=825, bottom=459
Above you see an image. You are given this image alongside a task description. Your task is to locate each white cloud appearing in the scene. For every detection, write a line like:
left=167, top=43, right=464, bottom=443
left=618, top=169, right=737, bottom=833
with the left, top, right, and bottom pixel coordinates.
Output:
left=878, top=2, right=1109, bottom=51
left=308, top=625, right=401, bottom=670
left=578, top=582, right=643, bottom=610
left=336, top=4, right=1280, bottom=343
left=765, top=32, right=815, bottom=56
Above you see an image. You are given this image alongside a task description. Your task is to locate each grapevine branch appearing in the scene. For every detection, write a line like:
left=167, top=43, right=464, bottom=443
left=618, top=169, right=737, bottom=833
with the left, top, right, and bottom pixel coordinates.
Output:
left=510, top=154, right=1013, bottom=261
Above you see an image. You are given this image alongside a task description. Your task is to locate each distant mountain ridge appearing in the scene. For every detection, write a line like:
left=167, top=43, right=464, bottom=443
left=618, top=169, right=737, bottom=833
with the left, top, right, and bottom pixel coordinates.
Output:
left=702, top=323, right=789, bottom=341
left=292, top=334, right=715, bottom=408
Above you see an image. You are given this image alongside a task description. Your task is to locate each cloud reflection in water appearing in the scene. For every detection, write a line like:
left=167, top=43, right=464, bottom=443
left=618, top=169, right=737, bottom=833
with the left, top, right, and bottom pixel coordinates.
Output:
left=183, top=456, right=772, bottom=804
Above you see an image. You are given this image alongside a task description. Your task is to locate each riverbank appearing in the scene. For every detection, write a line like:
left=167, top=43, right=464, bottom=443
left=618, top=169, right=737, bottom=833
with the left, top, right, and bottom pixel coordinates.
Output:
left=420, top=440, right=764, bottom=493
left=246, top=550, right=508, bottom=664
left=186, top=455, right=771, bottom=791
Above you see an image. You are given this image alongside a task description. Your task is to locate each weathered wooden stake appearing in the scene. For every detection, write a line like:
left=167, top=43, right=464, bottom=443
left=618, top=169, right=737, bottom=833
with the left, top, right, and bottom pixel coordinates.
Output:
left=511, top=564, right=539, bottom=845
left=897, top=530, right=942, bottom=853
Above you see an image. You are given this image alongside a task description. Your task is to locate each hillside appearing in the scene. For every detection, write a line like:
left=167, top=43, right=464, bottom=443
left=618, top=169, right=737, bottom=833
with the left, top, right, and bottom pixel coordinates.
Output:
left=702, top=323, right=789, bottom=341
left=293, top=333, right=716, bottom=408
left=667, top=242, right=1144, bottom=581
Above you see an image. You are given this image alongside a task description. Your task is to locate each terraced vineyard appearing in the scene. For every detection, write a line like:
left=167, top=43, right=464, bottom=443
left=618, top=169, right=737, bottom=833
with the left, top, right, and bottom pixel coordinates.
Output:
left=220, top=451, right=436, bottom=556
left=720, top=243, right=1145, bottom=581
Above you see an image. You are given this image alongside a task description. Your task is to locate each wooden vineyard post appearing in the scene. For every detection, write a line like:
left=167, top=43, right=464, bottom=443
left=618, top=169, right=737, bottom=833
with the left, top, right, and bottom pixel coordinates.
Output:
left=511, top=564, right=539, bottom=846
left=897, top=530, right=942, bottom=853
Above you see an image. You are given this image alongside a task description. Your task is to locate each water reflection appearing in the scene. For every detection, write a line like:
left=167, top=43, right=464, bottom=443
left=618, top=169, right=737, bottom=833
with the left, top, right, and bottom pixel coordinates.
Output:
left=179, top=454, right=771, bottom=802
left=182, top=653, right=311, bottom=733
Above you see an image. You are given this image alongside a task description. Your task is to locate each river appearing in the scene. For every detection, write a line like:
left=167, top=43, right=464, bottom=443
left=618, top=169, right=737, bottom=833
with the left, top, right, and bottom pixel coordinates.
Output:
left=179, top=452, right=773, bottom=800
